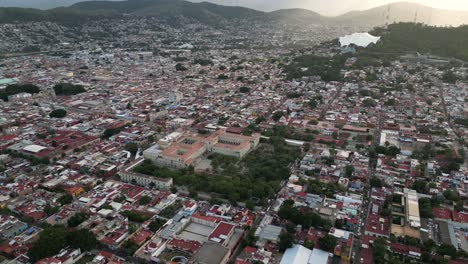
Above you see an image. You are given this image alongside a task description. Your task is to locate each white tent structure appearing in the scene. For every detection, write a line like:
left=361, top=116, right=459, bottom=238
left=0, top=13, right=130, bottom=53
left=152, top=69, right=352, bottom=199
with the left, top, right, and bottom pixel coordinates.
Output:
left=339, top=33, right=381, bottom=48
left=280, top=245, right=330, bottom=264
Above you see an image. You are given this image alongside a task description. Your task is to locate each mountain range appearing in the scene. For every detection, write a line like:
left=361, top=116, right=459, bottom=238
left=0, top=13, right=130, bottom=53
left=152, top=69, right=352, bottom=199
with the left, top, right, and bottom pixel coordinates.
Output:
left=1, top=0, right=468, bottom=26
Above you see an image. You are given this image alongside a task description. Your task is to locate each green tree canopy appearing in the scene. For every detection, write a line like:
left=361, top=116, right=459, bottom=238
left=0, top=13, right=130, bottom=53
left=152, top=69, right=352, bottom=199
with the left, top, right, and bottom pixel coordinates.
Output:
left=125, top=142, right=139, bottom=156
left=67, top=212, right=89, bottom=227
left=317, top=234, right=337, bottom=252
left=49, top=109, right=67, bottom=118
left=53, top=83, right=86, bottom=96
left=278, top=232, right=293, bottom=252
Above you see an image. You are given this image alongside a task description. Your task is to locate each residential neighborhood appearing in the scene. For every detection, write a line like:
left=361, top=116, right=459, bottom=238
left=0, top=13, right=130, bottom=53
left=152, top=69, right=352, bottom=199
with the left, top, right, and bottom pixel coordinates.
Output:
left=0, top=3, right=467, bottom=264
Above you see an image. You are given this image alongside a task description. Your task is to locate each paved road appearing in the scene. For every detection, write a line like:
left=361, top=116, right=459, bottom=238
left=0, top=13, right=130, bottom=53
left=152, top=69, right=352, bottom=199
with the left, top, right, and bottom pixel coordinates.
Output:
left=351, top=109, right=384, bottom=264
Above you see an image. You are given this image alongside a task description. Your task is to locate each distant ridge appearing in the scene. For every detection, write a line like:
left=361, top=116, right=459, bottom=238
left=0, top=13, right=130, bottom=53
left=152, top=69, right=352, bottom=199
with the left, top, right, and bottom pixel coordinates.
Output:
left=0, top=0, right=467, bottom=26
left=336, top=2, right=468, bottom=26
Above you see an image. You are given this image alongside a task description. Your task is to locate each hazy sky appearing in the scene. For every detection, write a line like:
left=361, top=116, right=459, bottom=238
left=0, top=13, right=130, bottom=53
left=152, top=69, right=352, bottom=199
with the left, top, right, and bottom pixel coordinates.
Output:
left=189, top=0, right=468, bottom=15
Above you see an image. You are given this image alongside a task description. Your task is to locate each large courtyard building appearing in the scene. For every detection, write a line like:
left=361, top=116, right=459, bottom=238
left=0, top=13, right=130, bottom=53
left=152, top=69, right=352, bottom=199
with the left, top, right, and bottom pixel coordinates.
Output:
left=144, top=128, right=261, bottom=169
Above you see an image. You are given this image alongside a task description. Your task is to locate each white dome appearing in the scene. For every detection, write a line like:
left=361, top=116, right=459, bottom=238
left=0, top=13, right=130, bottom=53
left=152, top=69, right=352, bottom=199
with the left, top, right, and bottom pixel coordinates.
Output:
left=339, top=32, right=381, bottom=48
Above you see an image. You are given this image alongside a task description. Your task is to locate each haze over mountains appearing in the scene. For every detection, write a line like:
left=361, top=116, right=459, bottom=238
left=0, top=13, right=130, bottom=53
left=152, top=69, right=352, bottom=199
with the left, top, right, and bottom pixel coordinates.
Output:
left=0, top=0, right=467, bottom=26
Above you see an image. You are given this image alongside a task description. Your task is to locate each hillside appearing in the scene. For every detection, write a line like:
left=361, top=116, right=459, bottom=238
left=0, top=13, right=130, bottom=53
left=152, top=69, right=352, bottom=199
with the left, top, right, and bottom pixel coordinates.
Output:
left=336, top=2, right=468, bottom=27
left=367, top=23, right=468, bottom=61
left=283, top=23, right=468, bottom=82
left=268, top=8, right=327, bottom=24
left=0, top=0, right=93, bottom=9
left=0, top=1, right=468, bottom=27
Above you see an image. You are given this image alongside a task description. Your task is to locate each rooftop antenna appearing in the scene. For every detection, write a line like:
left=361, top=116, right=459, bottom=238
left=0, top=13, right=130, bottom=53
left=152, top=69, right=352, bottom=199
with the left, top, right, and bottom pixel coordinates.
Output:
left=427, top=9, right=433, bottom=25
left=384, top=5, right=391, bottom=27
left=414, top=11, right=418, bottom=23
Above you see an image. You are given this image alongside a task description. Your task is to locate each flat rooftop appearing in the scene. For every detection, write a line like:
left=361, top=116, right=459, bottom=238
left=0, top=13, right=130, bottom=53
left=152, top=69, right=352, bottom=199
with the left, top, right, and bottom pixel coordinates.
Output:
left=178, top=222, right=214, bottom=243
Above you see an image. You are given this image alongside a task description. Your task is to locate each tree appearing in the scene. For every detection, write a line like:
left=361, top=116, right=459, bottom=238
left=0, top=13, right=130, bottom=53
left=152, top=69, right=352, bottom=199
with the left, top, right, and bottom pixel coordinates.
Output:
left=317, top=234, right=337, bottom=252
left=442, top=71, right=458, bottom=84
left=412, top=180, right=427, bottom=194
left=419, top=198, right=433, bottom=218
left=387, top=146, right=401, bottom=156
left=0, top=83, right=40, bottom=102
left=113, top=195, right=126, bottom=203
left=278, top=232, right=293, bottom=252
left=139, top=195, right=152, bottom=205
left=28, top=227, right=97, bottom=262
left=272, top=111, right=284, bottom=122
left=67, top=229, right=97, bottom=251
left=443, top=189, right=460, bottom=202
left=373, top=237, right=387, bottom=264
left=308, top=99, right=317, bottom=109
left=53, top=83, right=86, bottom=96
left=125, top=142, right=139, bottom=156
left=68, top=212, right=89, bottom=227
left=44, top=204, right=59, bottom=216
left=344, top=165, right=354, bottom=178
left=304, top=240, right=314, bottom=249
left=175, top=63, right=187, bottom=71
left=121, top=211, right=150, bottom=223
left=308, top=119, right=318, bottom=125
left=441, top=162, right=460, bottom=173
left=245, top=200, right=255, bottom=210
left=58, top=194, right=73, bottom=205
left=437, top=243, right=457, bottom=258
left=370, top=177, right=383, bottom=188
left=28, top=227, right=68, bottom=262
left=49, top=109, right=67, bottom=118
left=148, top=218, right=166, bottom=232
left=239, top=86, right=250, bottom=93
left=285, top=222, right=296, bottom=234
left=121, top=240, right=139, bottom=256
left=218, top=74, right=229, bottom=80
left=362, top=98, right=377, bottom=107
left=332, top=131, right=338, bottom=140
left=189, top=189, right=198, bottom=198
left=303, top=142, right=311, bottom=152
left=193, top=58, right=213, bottom=66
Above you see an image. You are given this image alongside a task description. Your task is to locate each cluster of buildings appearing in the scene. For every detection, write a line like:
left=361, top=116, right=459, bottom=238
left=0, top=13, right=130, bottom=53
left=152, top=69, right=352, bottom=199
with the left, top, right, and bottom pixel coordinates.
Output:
left=0, top=9, right=466, bottom=264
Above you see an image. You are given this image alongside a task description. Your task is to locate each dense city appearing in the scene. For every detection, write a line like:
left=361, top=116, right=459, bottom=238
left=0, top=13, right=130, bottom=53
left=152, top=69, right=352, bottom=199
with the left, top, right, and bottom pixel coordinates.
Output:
left=0, top=2, right=467, bottom=264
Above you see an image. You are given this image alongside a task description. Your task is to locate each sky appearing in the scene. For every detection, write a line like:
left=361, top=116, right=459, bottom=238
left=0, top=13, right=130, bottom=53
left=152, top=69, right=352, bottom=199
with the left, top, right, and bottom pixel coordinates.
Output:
left=189, top=0, right=468, bottom=15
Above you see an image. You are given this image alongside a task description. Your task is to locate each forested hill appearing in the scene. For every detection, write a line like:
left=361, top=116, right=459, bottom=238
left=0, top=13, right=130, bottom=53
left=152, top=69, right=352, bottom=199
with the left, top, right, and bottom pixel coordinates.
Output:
left=0, top=0, right=267, bottom=24
left=1, top=1, right=468, bottom=27
left=283, top=23, right=468, bottom=82
left=368, top=23, right=468, bottom=61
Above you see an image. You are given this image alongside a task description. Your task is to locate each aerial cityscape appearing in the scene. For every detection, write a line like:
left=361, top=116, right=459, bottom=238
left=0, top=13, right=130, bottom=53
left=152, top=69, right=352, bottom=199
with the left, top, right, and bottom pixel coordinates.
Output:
left=0, top=0, right=467, bottom=264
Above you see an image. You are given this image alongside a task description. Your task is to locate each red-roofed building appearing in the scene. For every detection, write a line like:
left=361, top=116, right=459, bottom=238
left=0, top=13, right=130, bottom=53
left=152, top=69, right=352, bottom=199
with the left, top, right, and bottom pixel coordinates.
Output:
left=452, top=211, right=468, bottom=223
left=364, top=208, right=389, bottom=238
left=167, top=238, right=202, bottom=254
left=361, top=247, right=373, bottom=264
left=433, top=207, right=451, bottom=220
left=389, top=243, right=421, bottom=259
left=191, top=213, right=221, bottom=227
left=0, top=134, right=17, bottom=151
left=209, top=222, right=235, bottom=247
left=130, top=230, right=152, bottom=246
left=243, top=246, right=257, bottom=255
left=93, top=251, right=125, bottom=264
left=449, top=259, right=468, bottom=264
left=235, top=259, right=249, bottom=264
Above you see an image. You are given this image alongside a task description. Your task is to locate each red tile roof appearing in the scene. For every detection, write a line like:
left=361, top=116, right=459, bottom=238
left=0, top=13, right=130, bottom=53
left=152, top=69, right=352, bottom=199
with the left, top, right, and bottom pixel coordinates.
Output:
left=209, top=222, right=235, bottom=244
left=433, top=207, right=451, bottom=220
left=167, top=238, right=201, bottom=253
